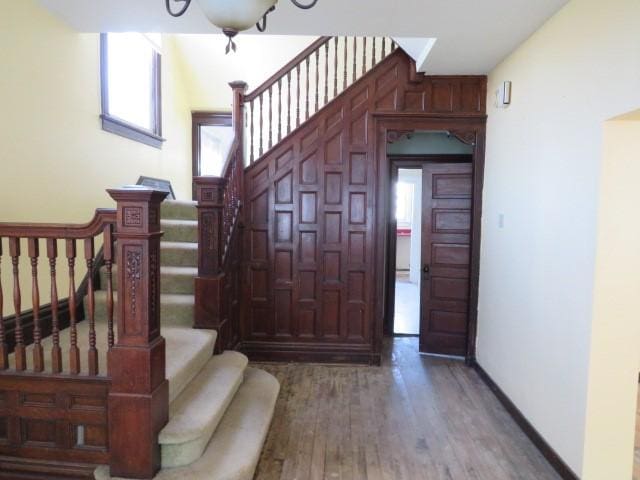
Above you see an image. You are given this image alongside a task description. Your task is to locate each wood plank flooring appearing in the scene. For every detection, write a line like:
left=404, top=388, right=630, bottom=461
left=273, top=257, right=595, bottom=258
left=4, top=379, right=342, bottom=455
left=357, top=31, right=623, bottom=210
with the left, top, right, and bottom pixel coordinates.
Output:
left=253, top=337, right=560, bottom=480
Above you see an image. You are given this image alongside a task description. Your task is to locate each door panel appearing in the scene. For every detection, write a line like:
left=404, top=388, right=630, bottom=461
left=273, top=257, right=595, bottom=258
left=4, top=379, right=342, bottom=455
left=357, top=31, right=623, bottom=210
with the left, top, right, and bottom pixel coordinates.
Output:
left=420, top=163, right=472, bottom=355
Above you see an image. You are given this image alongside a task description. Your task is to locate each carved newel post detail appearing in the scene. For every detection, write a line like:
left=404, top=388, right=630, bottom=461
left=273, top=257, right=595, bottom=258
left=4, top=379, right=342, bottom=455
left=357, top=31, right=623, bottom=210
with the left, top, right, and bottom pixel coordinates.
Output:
left=193, top=177, right=226, bottom=331
left=106, top=187, right=169, bottom=479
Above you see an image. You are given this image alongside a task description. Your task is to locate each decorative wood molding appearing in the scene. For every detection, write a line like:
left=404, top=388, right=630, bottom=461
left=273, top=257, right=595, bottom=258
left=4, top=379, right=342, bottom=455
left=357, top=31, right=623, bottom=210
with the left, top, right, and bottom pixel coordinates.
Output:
left=449, top=129, right=477, bottom=146
left=386, top=129, right=414, bottom=144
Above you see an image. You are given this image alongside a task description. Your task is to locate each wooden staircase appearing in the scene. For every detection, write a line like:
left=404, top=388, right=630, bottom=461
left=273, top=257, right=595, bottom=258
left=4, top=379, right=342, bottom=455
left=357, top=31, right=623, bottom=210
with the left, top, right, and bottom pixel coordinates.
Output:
left=0, top=34, right=488, bottom=479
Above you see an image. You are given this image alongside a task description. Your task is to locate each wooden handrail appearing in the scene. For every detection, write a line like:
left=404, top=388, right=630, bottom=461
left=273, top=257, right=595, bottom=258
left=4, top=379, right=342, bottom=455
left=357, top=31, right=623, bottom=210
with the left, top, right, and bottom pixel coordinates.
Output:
left=220, top=137, right=240, bottom=179
left=244, top=36, right=332, bottom=102
left=0, top=209, right=116, bottom=239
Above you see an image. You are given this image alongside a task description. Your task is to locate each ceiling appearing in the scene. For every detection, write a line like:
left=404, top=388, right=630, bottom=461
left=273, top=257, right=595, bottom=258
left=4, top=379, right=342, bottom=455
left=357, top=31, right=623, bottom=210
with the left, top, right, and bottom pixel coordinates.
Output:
left=37, top=0, right=568, bottom=74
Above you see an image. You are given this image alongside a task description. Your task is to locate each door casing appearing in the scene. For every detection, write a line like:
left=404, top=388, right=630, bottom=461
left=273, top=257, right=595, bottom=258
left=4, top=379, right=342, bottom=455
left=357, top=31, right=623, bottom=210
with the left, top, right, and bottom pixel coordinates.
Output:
left=374, top=115, right=487, bottom=364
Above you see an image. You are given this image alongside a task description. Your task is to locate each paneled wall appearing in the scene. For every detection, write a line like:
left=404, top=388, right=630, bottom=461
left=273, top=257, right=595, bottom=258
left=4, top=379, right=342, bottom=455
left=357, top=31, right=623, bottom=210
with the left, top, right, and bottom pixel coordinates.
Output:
left=242, top=50, right=486, bottom=362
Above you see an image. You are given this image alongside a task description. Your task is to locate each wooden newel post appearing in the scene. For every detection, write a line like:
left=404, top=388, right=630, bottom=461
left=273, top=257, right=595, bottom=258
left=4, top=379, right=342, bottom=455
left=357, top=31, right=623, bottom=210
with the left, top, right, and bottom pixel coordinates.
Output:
left=106, top=186, right=169, bottom=479
left=229, top=80, right=248, bottom=141
left=193, top=177, right=226, bottom=332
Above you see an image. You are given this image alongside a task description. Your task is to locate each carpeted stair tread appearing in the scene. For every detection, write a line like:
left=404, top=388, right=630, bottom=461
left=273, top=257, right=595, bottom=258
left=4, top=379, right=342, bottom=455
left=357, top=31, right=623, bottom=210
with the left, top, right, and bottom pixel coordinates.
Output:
left=161, top=241, right=198, bottom=268
left=14, top=320, right=215, bottom=404
left=92, top=291, right=195, bottom=328
left=161, top=219, right=198, bottom=243
left=99, top=265, right=197, bottom=295
left=94, top=368, right=279, bottom=480
left=160, top=351, right=249, bottom=468
left=162, top=200, right=198, bottom=221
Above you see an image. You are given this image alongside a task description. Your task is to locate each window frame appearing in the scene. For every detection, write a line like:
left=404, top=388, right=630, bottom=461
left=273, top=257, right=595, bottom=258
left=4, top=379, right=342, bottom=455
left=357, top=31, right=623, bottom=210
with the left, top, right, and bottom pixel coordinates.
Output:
left=191, top=111, right=233, bottom=198
left=100, top=33, right=165, bottom=148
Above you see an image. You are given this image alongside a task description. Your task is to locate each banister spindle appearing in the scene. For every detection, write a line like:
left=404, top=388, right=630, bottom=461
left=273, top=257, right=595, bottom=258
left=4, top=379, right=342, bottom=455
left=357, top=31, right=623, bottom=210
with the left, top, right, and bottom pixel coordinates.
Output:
left=259, top=94, right=264, bottom=156
left=250, top=99, right=255, bottom=163
left=296, top=63, right=301, bottom=127
left=353, top=37, right=357, bottom=83
left=324, top=41, right=329, bottom=104
left=277, top=78, right=282, bottom=141
left=47, top=239, right=62, bottom=373
left=363, top=37, right=367, bottom=75
left=0, top=238, right=7, bottom=370
left=268, top=86, right=273, bottom=149
left=9, top=238, right=26, bottom=371
left=103, top=224, right=115, bottom=350
left=67, top=239, right=80, bottom=375
left=85, top=237, right=98, bottom=376
left=343, top=36, right=348, bottom=90
left=315, top=48, right=320, bottom=113
left=305, top=56, right=310, bottom=120
left=28, top=238, right=44, bottom=372
left=382, top=37, right=387, bottom=57
left=333, top=37, right=338, bottom=97
left=286, top=71, right=291, bottom=134
left=372, top=37, right=377, bottom=65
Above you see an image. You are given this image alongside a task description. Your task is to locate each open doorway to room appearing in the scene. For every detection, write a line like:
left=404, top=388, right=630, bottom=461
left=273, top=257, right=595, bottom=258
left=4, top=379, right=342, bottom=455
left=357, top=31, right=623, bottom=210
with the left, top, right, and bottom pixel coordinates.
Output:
left=386, top=131, right=475, bottom=355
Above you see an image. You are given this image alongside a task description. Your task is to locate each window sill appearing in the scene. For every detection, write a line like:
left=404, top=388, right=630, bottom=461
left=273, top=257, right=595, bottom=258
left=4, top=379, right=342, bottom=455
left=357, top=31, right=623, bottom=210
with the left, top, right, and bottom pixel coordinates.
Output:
left=101, top=114, right=165, bottom=149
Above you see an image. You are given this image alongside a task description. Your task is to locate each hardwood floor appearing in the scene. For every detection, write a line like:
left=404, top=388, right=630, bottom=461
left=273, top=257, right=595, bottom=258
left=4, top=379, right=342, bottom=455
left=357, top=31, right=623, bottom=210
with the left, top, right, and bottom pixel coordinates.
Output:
left=253, top=337, right=560, bottom=480
left=634, top=387, right=640, bottom=480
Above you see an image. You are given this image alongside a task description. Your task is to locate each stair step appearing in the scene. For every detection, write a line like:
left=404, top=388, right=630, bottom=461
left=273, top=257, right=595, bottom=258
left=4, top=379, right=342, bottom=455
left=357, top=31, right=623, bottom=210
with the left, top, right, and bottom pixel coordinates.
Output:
left=161, top=241, right=198, bottom=268
left=162, top=200, right=198, bottom=221
left=94, top=368, right=279, bottom=480
left=99, top=265, right=197, bottom=295
left=160, top=351, right=249, bottom=468
left=15, top=321, right=215, bottom=404
left=161, top=219, right=198, bottom=243
left=163, top=327, right=217, bottom=404
left=92, top=291, right=195, bottom=328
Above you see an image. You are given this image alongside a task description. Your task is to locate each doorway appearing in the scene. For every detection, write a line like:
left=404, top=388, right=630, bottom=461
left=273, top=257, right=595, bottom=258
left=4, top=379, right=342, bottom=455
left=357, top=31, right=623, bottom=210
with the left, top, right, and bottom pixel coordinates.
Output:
left=385, top=132, right=475, bottom=356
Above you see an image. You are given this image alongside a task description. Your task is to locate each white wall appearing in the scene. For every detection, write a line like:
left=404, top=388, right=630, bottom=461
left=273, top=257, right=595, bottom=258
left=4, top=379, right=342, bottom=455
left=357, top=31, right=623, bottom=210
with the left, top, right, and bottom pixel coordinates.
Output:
left=477, top=0, right=640, bottom=477
left=397, top=169, right=423, bottom=285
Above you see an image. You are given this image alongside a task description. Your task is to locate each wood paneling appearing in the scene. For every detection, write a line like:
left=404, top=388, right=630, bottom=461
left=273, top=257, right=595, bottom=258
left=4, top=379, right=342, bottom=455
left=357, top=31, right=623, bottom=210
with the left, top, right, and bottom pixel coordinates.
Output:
left=242, top=49, right=486, bottom=362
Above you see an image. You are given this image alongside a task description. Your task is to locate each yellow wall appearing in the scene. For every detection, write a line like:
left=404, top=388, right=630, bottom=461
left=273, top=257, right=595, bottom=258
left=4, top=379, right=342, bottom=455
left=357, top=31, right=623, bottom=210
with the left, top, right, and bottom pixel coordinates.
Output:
left=0, top=0, right=192, bottom=313
left=478, top=0, right=640, bottom=476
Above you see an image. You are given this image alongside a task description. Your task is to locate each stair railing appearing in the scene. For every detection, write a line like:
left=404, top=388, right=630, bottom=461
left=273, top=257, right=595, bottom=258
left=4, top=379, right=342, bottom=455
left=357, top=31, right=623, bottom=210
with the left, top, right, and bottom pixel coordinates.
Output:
left=243, top=36, right=398, bottom=165
left=194, top=82, right=247, bottom=350
left=0, top=187, right=169, bottom=479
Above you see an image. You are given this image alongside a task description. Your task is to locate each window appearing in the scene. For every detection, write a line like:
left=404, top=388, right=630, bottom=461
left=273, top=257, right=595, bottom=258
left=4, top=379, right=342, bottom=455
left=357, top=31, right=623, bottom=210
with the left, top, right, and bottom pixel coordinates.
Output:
left=192, top=112, right=234, bottom=198
left=100, top=33, right=164, bottom=148
left=395, top=181, right=414, bottom=227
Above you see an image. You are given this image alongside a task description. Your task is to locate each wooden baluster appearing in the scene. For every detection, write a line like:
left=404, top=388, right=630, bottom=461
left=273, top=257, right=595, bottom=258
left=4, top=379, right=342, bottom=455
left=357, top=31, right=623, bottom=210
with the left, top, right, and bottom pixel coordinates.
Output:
left=296, top=63, right=301, bottom=127
left=382, top=37, right=387, bottom=58
left=104, top=225, right=115, bottom=350
left=343, top=36, right=348, bottom=90
left=286, top=71, right=291, bottom=134
left=391, top=39, right=397, bottom=50
left=324, top=41, right=329, bottom=104
left=259, top=94, right=264, bottom=156
left=305, top=56, right=310, bottom=120
left=277, top=78, right=282, bottom=141
left=372, top=37, right=377, bottom=65
left=333, top=37, right=338, bottom=97
left=363, top=37, right=367, bottom=75
left=353, top=36, right=357, bottom=82
left=67, top=239, right=80, bottom=375
left=28, top=238, right=44, bottom=372
left=9, top=238, right=26, bottom=371
left=0, top=238, right=7, bottom=370
left=315, top=49, right=320, bottom=113
left=249, top=100, right=255, bottom=164
left=268, top=86, right=273, bottom=149
left=47, top=239, right=62, bottom=373
left=85, top=237, right=98, bottom=375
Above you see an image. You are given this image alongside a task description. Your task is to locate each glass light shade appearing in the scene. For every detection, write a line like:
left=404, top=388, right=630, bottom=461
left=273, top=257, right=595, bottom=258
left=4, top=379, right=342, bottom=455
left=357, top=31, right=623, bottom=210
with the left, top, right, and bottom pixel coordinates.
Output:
left=196, top=0, right=279, bottom=31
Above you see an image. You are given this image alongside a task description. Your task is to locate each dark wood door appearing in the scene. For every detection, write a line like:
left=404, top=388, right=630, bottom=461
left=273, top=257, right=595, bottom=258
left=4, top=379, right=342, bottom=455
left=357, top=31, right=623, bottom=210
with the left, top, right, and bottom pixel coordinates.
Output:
left=420, top=163, right=472, bottom=355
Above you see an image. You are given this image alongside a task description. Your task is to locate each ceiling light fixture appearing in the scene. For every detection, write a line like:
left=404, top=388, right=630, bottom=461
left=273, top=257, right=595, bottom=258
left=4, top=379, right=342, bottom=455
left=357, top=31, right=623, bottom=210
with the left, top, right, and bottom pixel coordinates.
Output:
left=165, top=0, right=319, bottom=53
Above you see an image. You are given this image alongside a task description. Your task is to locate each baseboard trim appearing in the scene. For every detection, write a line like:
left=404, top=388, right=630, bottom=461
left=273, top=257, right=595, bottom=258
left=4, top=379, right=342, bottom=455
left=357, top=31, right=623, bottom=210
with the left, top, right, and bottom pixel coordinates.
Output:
left=239, top=341, right=379, bottom=365
left=471, top=361, right=579, bottom=480
left=0, top=455, right=97, bottom=479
